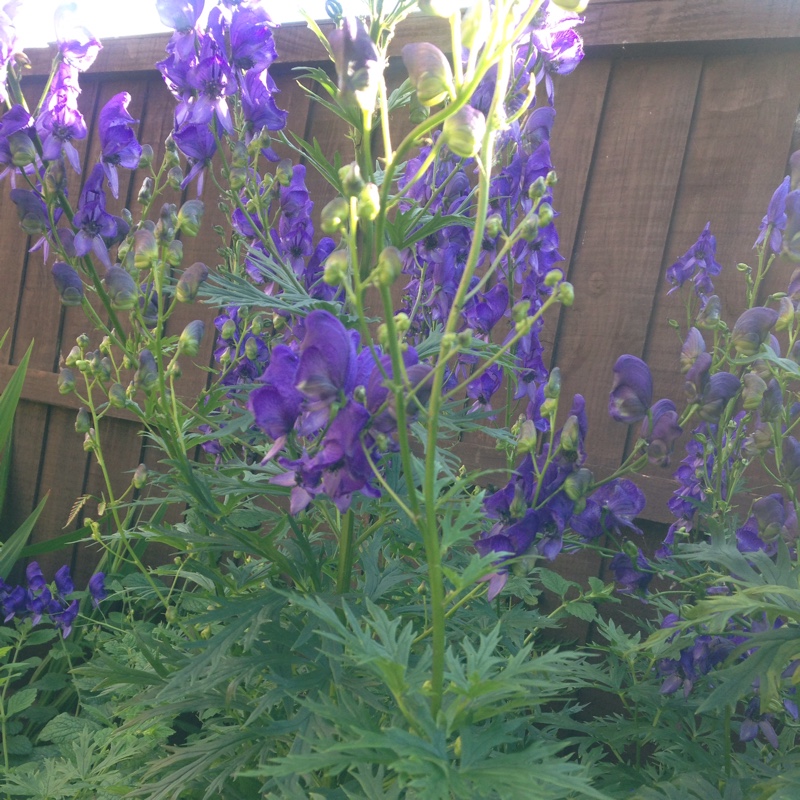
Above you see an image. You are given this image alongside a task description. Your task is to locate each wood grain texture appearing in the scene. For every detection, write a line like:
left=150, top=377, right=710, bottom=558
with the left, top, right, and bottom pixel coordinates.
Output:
left=552, top=55, right=703, bottom=496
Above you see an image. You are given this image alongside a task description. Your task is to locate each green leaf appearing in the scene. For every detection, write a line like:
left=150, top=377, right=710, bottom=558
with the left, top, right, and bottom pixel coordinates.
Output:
left=0, top=493, right=48, bottom=581
left=39, top=712, right=102, bottom=745
left=7, top=687, right=36, bottom=717
left=4, top=733, right=33, bottom=755
left=538, top=569, right=576, bottom=598
left=565, top=601, right=597, bottom=622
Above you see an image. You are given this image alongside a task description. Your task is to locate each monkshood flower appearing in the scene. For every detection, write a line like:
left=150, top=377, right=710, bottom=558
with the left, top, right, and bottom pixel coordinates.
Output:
left=570, top=479, right=646, bottom=541
left=240, top=69, right=287, bottom=141
left=0, top=104, right=35, bottom=180
left=228, top=5, right=276, bottom=71
left=731, top=307, right=779, bottom=356
left=697, top=372, right=740, bottom=422
left=442, top=105, right=486, bottom=158
left=52, top=261, right=84, bottom=306
left=88, top=572, right=107, bottom=606
left=783, top=189, right=800, bottom=261
left=467, top=365, right=503, bottom=416
left=402, top=42, right=454, bottom=107
left=72, top=164, right=120, bottom=266
left=680, top=327, right=706, bottom=373
left=98, top=92, right=142, bottom=198
left=755, top=176, right=790, bottom=253
left=684, top=351, right=711, bottom=403
left=609, top=548, right=652, bottom=596
left=183, top=36, right=236, bottom=134
left=172, top=123, right=217, bottom=192
left=609, top=355, right=652, bottom=423
left=36, top=85, right=87, bottom=172
left=666, top=222, right=722, bottom=301
left=641, top=398, right=682, bottom=467
left=156, top=0, right=205, bottom=32
left=54, top=4, right=101, bottom=71
left=740, top=697, right=780, bottom=748
left=0, top=1, right=22, bottom=104
left=328, top=18, right=380, bottom=112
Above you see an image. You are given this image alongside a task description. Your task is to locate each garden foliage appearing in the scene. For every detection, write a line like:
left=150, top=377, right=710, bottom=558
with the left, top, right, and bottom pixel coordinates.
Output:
left=0, top=0, right=800, bottom=796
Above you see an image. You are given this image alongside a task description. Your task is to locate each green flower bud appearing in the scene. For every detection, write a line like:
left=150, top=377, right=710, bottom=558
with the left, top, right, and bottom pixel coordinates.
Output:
left=133, top=228, right=158, bottom=270
left=134, top=349, right=158, bottom=394
left=167, top=165, right=184, bottom=190
left=622, top=540, right=640, bottom=560
left=776, top=296, right=794, bottom=331
left=320, top=196, right=350, bottom=234
left=339, top=162, right=365, bottom=197
left=176, top=262, right=209, bottom=303
left=546, top=170, right=558, bottom=187
left=9, top=132, right=36, bottom=167
left=166, top=239, right=183, bottom=267
left=108, top=383, right=127, bottom=408
left=485, top=213, right=503, bottom=238
left=376, top=246, right=403, bottom=286
left=75, top=407, right=91, bottom=434
left=244, top=336, right=259, bottom=361
left=402, top=43, right=455, bottom=107
left=76, top=333, right=90, bottom=350
left=178, top=320, right=205, bottom=358
left=83, top=429, right=96, bottom=452
left=564, top=468, right=593, bottom=501
left=528, top=176, right=547, bottom=201
left=545, top=367, right=561, bottom=399
left=168, top=363, right=181, bottom=380
left=357, top=182, right=380, bottom=222
left=557, top=282, right=575, bottom=306
left=133, top=463, right=148, bottom=489
left=409, top=92, right=430, bottom=124
left=97, top=356, right=112, bottom=383
left=323, top=249, right=350, bottom=286
left=742, top=371, right=768, bottom=410
left=156, top=203, right=177, bottom=244
left=442, top=104, right=486, bottom=158
left=456, top=329, right=472, bottom=347
left=57, top=368, right=76, bottom=394
left=177, top=199, right=204, bottom=237
left=138, top=144, right=154, bottom=169
left=461, top=0, right=490, bottom=51
left=65, top=346, right=81, bottom=367
left=44, top=157, right=67, bottom=198
left=276, top=158, right=293, bottom=186
left=220, top=319, right=237, bottom=340
left=540, top=397, right=557, bottom=417
left=228, top=166, right=247, bottom=191
left=544, top=269, right=563, bottom=288
left=560, top=414, right=580, bottom=453
left=164, top=134, right=180, bottom=168
left=395, top=313, right=411, bottom=333
left=519, top=214, right=539, bottom=241
left=696, top=295, right=721, bottom=329
left=537, top=203, right=554, bottom=228
left=511, top=299, right=531, bottom=323
left=516, top=418, right=537, bottom=454
left=104, top=266, right=138, bottom=311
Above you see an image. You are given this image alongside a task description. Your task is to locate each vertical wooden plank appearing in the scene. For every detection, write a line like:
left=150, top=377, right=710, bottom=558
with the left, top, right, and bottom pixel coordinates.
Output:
left=551, top=55, right=702, bottom=497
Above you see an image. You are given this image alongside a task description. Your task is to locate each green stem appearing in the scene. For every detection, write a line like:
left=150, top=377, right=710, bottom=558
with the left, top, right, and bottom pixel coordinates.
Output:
left=335, top=510, right=356, bottom=594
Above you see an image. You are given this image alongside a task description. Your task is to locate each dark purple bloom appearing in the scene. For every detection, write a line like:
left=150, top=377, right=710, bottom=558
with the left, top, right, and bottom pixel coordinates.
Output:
left=183, top=38, right=236, bottom=134
left=98, top=92, right=142, bottom=198
left=698, top=372, right=740, bottom=422
left=54, top=565, right=74, bottom=596
left=173, top=123, right=217, bottom=192
left=36, top=87, right=87, bottom=172
left=328, top=17, right=380, bottom=111
left=684, top=351, right=712, bottom=403
left=9, top=188, right=50, bottom=235
left=571, top=479, right=646, bottom=540
left=782, top=190, right=800, bottom=261
left=609, top=355, right=653, bottom=424
left=230, top=7, right=277, bottom=71
left=641, top=399, right=682, bottom=467
left=240, top=69, right=287, bottom=139
left=609, top=549, right=652, bottom=595
left=731, top=307, right=779, bottom=356
left=467, top=364, right=503, bottom=415
left=26, top=561, right=46, bottom=592
left=755, top=177, right=790, bottom=253
left=72, top=164, right=119, bottom=266
left=666, top=223, right=722, bottom=300
left=463, top=283, right=508, bottom=334
left=52, top=262, right=84, bottom=306
left=295, top=310, right=357, bottom=404
left=88, top=572, right=107, bottom=606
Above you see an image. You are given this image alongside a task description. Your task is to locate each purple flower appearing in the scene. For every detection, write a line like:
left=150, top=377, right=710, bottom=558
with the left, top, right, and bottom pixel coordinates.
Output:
left=731, top=307, right=779, bottom=356
left=173, top=123, right=217, bottom=192
left=755, top=177, right=790, bottom=253
left=53, top=599, right=79, bottom=638
left=36, top=87, right=87, bottom=172
left=52, top=262, right=84, bottom=306
left=784, top=190, right=800, bottom=261
left=156, top=0, right=205, bottom=32
left=229, top=7, right=277, bottom=72
left=26, top=561, right=46, bottom=592
left=641, top=399, right=682, bottom=467
left=666, top=223, right=722, bottom=300
left=609, top=548, right=652, bottom=595
left=240, top=69, right=287, bottom=140
left=295, top=310, right=357, bottom=405
left=98, top=92, right=142, bottom=198
left=698, top=372, right=740, bottom=422
left=571, top=479, right=646, bottom=540
left=54, top=565, right=74, bottom=596
left=609, top=355, right=653, bottom=424
left=55, top=5, right=101, bottom=71
left=328, top=17, right=380, bottom=112
left=88, top=572, right=107, bottom=606
left=72, top=164, right=120, bottom=266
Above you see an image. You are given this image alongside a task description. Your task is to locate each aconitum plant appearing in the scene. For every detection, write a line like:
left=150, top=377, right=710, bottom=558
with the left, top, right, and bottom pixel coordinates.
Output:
left=1, top=0, right=800, bottom=797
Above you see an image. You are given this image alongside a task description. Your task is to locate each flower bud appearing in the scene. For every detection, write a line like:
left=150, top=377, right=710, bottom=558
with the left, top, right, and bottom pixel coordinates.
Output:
left=357, top=182, right=380, bottom=222
left=528, top=177, right=547, bottom=201
left=176, top=262, right=209, bottom=303
left=228, top=166, right=247, bottom=191
left=138, top=144, right=154, bottom=169
left=408, top=92, right=430, bottom=124
left=133, top=228, right=158, bottom=271
left=220, top=319, right=237, bottom=340
left=402, top=43, right=454, bottom=107
left=695, top=295, right=721, bottom=329
left=544, top=269, right=562, bottom=288
left=731, top=307, right=779, bottom=356
left=52, top=262, right=84, bottom=307
left=156, top=203, right=178, bottom=244
left=97, top=356, right=112, bottom=383
left=108, top=383, right=127, bottom=408
left=564, top=468, right=593, bottom=501
left=103, top=266, right=138, bottom=311
left=178, top=320, right=205, bottom=358
left=134, top=349, right=158, bottom=394
left=742, top=371, right=767, bottom=410
left=516, top=418, right=537, bottom=454
left=164, top=134, right=180, bottom=168
left=83, top=429, right=96, bottom=452
left=376, top=246, right=402, bottom=287
left=557, top=282, right=574, bottom=306
left=442, top=105, right=486, bottom=158
left=58, top=368, right=76, bottom=394
left=544, top=367, right=561, bottom=399
left=698, top=372, right=740, bottom=422
left=177, top=199, right=204, bottom=237
left=166, top=239, right=183, bottom=267
left=137, top=176, right=154, bottom=206
left=167, top=165, right=184, bottom=190
left=680, top=327, right=706, bottom=373
left=461, top=0, right=490, bottom=51
left=609, top=355, right=652, bottom=424
left=75, top=407, right=91, bottom=434
left=244, top=336, right=259, bottom=361
left=44, top=158, right=68, bottom=198
left=133, top=463, right=148, bottom=489
left=65, top=346, right=81, bottom=367
left=519, top=214, right=539, bottom=241
left=323, top=249, right=349, bottom=286
left=511, top=299, right=530, bottom=323
left=776, top=296, right=795, bottom=331
left=276, top=158, right=293, bottom=187
left=339, top=162, right=364, bottom=197
left=320, top=197, right=349, bottom=234
left=560, top=414, right=580, bottom=452
left=9, top=131, right=36, bottom=167
left=537, top=203, right=554, bottom=228
left=485, top=213, right=502, bottom=238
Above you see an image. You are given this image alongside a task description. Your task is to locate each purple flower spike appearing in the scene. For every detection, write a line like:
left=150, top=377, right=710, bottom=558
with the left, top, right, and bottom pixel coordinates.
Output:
left=731, top=307, right=779, bottom=356
left=641, top=399, right=682, bottom=467
left=666, top=223, right=722, bottom=299
left=609, top=355, right=653, bottom=424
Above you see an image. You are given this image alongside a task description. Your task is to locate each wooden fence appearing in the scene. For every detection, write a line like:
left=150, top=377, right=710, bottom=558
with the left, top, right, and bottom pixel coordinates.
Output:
left=1, top=0, right=800, bottom=584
